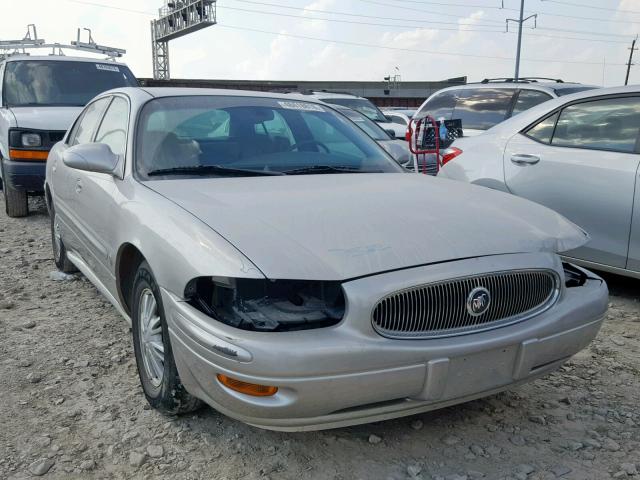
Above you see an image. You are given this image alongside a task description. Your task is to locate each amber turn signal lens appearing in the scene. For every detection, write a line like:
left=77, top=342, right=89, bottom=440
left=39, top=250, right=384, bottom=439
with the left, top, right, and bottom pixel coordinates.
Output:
left=9, top=149, right=49, bottom=161
left=216, top=374, right=278, bottom=397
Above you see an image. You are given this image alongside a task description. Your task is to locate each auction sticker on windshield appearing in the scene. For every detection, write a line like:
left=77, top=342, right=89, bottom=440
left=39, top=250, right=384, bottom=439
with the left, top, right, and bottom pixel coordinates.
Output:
left=278, top=101, right=325, bottom=112
left=96, top=64, right=121, bottom=72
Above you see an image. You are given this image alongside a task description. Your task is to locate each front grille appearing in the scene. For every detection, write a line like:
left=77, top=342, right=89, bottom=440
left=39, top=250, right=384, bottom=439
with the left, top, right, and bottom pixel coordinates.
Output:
left=48, top=131, right=66, bottom=143
left=371, top=270, right=559, bottom=339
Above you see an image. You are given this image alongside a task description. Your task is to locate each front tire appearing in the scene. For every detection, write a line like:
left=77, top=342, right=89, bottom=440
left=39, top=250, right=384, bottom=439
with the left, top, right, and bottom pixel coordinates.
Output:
left=131, top=261, right=201, bottom=415
left=50, top=203, right=77, bottom=273
left=2, top=168, right=28, bottom=218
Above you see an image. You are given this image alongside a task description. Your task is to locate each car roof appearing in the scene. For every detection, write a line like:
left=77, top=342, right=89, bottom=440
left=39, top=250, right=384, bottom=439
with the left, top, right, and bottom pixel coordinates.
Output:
left=1, top=55, right=130, bottom=66
left=299, top=91, right=365, bottom=100
left=114, top=87, right=332, bottom=102
left=431, top=81, right=601, bottom=96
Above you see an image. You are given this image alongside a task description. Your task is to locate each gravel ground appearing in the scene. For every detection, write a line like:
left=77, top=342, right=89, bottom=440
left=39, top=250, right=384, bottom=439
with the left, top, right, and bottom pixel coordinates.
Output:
left=1, top=196, right=639, bottom=480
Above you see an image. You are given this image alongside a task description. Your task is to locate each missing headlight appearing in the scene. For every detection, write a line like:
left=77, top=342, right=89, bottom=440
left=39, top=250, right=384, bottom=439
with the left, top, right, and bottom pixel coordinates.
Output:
left=563, top=263, right=587, bottom=288
left=185, top=277, right=345, bottom=331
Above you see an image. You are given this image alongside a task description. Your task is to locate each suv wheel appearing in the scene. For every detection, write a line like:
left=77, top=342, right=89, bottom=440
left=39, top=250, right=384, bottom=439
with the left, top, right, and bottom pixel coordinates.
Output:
left=50, top=203, right=77, bottom=273
left=1, top=163, right=28, bottom=218
left=131, top=261, right=201, bottom=415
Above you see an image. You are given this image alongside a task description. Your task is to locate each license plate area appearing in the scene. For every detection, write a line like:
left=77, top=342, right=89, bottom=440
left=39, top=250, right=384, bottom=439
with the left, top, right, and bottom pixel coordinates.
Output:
left=442, top=345, right=518, bottom=400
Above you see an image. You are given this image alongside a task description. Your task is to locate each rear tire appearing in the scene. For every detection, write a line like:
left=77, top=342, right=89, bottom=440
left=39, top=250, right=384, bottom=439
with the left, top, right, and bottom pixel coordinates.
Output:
left=50, top=203, right=77, bottom=273
left=131, top=261, right=201, bottom=415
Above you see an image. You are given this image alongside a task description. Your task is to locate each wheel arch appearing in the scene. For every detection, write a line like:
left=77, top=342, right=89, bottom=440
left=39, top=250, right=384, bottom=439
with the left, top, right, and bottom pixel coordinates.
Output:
left=116, top=242, right=147, bottom=316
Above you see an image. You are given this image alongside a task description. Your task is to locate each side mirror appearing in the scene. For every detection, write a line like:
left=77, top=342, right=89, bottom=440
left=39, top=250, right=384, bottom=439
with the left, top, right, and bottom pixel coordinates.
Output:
left=62, top=143, right=120, bottom=175
left=384, top=129, right=396, bottom=139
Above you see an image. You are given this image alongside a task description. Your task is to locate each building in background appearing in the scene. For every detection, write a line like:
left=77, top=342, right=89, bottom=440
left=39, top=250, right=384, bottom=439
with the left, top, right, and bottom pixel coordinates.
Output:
left=139, top=76, right=467, bottom=107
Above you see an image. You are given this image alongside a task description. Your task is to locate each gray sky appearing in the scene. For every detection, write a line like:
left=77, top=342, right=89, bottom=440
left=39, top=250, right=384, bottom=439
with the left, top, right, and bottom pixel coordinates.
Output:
left=2, top=0, right=639, bottom=86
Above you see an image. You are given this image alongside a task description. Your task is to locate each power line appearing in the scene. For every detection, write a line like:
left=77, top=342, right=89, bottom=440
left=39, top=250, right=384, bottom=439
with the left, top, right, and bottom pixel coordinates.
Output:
left=373, top=0, right=519, bottom=11
left=220, top=5, right=505, bottom=32
left=225, top=5, right=633, bottom=45
left=233, top=0, right=505, bottom=25
left=59, top=0, right=637, bottom=53
left=540, top=0, right=640, bottom=15
left=65, top=0, right=154, bottom=15
left=218, top=23, right=626, bottom=66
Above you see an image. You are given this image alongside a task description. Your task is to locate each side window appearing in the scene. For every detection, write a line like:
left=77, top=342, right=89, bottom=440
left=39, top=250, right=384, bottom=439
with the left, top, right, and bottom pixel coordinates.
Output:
left=95, top=97, right=129, bottom=156
left=70, top=97, right=111, bottom=146
left=552, top=97, right=640, bottom=153
left=525, top=112, right=559, bottom=144
left=452, top=88, right=515, bottom=130
left=389, top=115, right=407, bottom=125
left=417, top=91, right=458, bottom=120
left=512, top=90, right=553, bottom=116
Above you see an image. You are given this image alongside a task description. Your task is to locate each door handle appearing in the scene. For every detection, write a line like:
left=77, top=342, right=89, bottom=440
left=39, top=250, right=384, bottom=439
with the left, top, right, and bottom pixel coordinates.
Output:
left=511, top=154, right=540, bottom=166
left=75, top=179, right=83, bottom=194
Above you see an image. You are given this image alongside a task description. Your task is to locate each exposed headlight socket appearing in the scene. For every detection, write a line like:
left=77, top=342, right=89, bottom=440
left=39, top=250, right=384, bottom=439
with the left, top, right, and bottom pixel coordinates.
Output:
left=185, top=277, right=345, bottom=332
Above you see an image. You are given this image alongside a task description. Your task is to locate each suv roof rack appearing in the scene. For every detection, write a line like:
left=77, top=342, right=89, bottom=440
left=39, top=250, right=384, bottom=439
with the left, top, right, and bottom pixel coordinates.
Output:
left=479, top=77, right=564, bottom=84
left=0, top=25, right=126, bottom=62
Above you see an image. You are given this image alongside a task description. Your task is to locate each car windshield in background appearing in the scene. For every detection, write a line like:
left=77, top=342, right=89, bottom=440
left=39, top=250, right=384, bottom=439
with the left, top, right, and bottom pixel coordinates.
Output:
left=135, top=96, right=402, bottom=179
left=554, top=86, right=598, bottom=97
left=320, top=98, right=388, bottom=123
left=3, top=60, right=138, bottom=107
left=338, top=108, right=390, bottom=141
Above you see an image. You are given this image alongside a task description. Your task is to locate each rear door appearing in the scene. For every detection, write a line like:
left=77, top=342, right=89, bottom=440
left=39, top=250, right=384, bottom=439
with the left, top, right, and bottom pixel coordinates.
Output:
left=504, top=95, right=640, bottom=268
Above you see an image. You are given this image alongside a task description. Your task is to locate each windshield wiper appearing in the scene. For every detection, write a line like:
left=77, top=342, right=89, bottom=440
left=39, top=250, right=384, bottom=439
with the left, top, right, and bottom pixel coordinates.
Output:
left=147, top=165, right=285, bottom=177
left=283, top=165, right=382, bottom=175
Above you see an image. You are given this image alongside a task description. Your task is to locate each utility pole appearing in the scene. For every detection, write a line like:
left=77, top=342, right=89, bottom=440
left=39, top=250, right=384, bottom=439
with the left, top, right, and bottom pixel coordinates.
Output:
left=506, top=0, right=537, bottom=81
left=625, top=36, right=638, bottom=86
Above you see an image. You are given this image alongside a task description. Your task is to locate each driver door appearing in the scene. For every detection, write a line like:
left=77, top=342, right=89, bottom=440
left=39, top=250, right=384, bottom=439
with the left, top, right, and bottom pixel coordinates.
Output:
left=71, top=95, right=129, bottom=287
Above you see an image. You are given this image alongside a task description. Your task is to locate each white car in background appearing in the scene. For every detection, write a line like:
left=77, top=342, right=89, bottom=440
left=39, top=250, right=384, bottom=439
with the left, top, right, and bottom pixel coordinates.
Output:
left=414, top=78, right=597, bottom=137
left=439, top=85, right=640, bottom=279
left=384, top=109, right=417, bottom=139
left=0, top=55, right=138, bottom=217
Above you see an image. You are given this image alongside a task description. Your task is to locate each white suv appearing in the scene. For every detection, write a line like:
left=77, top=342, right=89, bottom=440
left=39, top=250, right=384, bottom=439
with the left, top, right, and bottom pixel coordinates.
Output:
left=0, top=55, right=138, bottom=217
left=289, top=91, right=402, bottom=138
left=414, top=78, right=597, bottom=137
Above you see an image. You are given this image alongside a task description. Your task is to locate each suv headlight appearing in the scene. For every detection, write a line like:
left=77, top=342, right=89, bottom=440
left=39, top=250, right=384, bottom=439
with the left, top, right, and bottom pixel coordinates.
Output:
left=21, top=132, right=42, bottom=147
left=185, top=277, right=345, bottom=331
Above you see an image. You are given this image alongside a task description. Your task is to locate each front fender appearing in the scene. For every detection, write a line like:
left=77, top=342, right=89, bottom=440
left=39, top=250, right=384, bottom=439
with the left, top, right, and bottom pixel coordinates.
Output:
left=112, top=180, right=265, bottom=300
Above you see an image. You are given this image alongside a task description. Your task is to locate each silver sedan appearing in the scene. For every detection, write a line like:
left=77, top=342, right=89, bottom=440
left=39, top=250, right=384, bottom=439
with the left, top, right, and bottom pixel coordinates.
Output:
left=45, top=87, right=607, bottom=431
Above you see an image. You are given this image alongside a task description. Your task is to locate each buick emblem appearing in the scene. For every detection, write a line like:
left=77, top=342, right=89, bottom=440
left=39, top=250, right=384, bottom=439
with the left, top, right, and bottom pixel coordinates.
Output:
left=467, top=287, right=491, bottom=316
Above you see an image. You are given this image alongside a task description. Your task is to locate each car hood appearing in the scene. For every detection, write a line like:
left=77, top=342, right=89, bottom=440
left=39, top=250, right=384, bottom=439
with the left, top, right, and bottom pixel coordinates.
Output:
left=146, top=174, right=588, bottom=280
left=9, top=106, right=82, bottom=131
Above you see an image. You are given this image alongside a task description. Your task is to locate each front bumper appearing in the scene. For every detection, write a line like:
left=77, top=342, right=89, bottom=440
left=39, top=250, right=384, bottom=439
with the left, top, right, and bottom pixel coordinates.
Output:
left=163, top=253, right=607, bottom=431
left=1, top=158, right=46, bottom=192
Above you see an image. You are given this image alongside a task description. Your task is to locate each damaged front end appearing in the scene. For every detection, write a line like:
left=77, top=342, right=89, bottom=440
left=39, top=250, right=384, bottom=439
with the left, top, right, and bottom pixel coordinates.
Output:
left=184, top=277, right=345, bottom=331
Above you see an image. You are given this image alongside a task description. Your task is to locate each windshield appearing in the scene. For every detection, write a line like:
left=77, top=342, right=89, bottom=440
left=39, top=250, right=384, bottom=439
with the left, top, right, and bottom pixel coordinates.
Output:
left=321, top=97, right=388, bottom=123
left=554, top=86, right=597, bottom=97
left=337, top=107, right=391, bottom=141
left=135, top=96, right=402, bottom=179
left=3, top=60, right=138, bottom=107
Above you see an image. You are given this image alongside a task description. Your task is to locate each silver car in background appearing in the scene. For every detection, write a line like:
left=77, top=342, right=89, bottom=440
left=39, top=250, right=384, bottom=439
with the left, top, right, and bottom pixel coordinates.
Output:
left=332, top=105, right=412, bottom=167
left=45, top=87, right=607, bottom=431
left=439, top=85, right=640, bottom=279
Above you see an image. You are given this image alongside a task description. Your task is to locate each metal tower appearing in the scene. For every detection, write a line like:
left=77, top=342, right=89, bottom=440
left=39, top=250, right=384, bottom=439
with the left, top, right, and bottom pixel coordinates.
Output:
left=151, top=0, right=217, bottom=80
